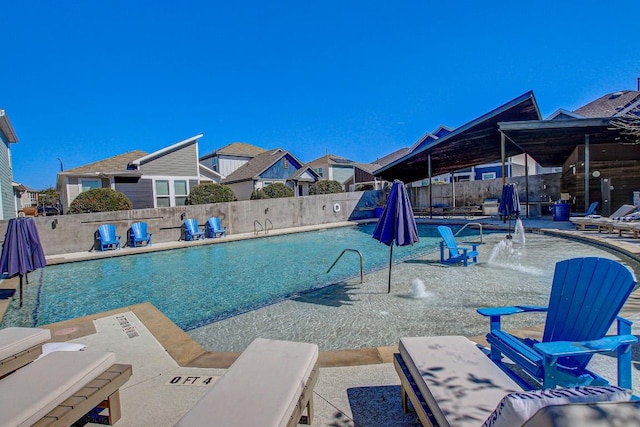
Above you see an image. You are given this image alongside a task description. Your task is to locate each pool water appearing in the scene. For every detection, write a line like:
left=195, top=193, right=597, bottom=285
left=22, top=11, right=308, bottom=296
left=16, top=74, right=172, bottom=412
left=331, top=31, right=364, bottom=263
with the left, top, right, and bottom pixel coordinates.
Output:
left=1, top=224, right=465, bottom=330
left=188, top=231, right=630, bottom=351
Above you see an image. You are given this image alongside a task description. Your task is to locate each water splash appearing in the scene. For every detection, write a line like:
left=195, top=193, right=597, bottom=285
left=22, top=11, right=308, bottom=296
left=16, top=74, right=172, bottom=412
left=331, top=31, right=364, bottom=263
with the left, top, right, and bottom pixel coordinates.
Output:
left=487, top=221, right=544, bottom=275
left=512, top=218, right=526, bottom=244
left=409, top=278, right=432, bottom=298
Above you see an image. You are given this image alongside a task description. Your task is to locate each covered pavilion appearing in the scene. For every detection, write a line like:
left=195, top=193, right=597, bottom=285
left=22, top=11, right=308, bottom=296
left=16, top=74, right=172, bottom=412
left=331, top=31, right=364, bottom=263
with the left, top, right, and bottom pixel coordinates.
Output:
left=374, top=90, right=638, bottom=215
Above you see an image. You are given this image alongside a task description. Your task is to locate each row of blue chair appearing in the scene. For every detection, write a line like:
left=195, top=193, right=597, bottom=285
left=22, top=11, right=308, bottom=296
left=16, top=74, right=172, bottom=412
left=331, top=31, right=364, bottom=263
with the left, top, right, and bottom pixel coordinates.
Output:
left=183, top=217, right=227, bottom=241
left=97, top=222, right=152, bottom=251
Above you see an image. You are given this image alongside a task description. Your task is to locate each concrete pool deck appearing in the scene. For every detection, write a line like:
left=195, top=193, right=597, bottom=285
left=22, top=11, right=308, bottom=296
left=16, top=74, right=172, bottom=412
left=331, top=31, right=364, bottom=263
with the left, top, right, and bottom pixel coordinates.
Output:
left=2, top=216, right=640, bottom=426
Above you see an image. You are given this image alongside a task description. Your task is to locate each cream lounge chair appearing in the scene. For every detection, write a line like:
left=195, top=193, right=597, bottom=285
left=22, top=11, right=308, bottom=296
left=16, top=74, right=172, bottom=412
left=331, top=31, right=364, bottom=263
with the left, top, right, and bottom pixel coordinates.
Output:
left=613, top=221, right=640, bottom=239
left=0, top=350, right=132, bottom=426
left=394, top=336, right=636, bottom=427
left=175, top=338, right=319, bottom=427
left=0, top=327, right=51, bottom=377
left=569, top=204, right=637, bottom=232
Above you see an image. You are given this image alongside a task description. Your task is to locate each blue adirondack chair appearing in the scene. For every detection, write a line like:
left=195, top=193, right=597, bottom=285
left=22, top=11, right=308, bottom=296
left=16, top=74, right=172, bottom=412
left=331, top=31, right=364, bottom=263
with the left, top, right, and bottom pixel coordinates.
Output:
left=128, top=222, right=152, bottom=247
left=205, top=217, right=226, bottom=238
left=570, top=201, right=599, bottom=217
left=96, top=224, right=121, bottom=251
left=183, top=219, right=205, bottom=241
left=437, top=225, right=478, bottom=267
left=477, top=257, right=637, bottom=390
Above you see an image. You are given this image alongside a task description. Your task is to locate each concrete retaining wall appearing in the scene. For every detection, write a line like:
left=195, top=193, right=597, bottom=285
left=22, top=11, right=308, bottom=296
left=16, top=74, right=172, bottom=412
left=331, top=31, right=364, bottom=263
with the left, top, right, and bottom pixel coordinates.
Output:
left=3, top=191, right=384, bottom=256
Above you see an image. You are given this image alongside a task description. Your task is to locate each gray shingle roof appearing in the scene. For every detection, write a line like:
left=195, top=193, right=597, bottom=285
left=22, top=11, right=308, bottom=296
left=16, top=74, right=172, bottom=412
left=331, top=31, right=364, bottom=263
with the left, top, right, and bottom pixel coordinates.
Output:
left=222, top=149, right=287, bottom=183
left=574, top=90, right=640, bottom=118
left=64, top=150, right=148, bottom=174
left=374, top=147, right=410, bottom=167
left=201, top=142, right=267, bottom=159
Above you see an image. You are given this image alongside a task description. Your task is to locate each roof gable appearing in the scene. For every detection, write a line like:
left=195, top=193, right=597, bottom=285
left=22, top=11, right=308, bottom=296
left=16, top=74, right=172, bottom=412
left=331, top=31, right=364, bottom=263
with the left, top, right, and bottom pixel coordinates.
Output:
left=130, top=134, right=203, bottom=166
left=224, top=149, right=304, bottom=183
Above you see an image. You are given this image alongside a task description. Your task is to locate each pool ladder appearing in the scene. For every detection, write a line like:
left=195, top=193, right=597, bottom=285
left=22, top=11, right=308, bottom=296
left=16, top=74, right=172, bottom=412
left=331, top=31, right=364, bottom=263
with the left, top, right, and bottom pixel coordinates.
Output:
left=455, top=222, right=483, bottom=244
left=326, top=249, right=364, bottom=284
left=254, top=219, right=274, bottom=236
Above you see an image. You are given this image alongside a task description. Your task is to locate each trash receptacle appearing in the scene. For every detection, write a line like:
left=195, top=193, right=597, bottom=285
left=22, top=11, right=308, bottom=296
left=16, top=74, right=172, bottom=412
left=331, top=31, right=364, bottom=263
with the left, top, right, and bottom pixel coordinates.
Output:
left=552, top=202, right=569, bottom=221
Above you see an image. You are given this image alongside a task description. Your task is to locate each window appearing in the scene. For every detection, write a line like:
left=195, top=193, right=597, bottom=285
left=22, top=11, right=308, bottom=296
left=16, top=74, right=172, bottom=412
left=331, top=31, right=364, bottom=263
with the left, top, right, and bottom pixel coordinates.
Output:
left=482, top=172, right=497, bottom=180
left=263, top=181, right=273, bottom=187
left=81, top=179, right=101, bottom=193
left=314, top=167, right=323, bottom=177
left=155, top=180, right=170, bottom=207
left=212, top=157, right=218, bottom=172
left=283, top=158, right=289, bottom=169
left=174, top=180, right=188, bottom=206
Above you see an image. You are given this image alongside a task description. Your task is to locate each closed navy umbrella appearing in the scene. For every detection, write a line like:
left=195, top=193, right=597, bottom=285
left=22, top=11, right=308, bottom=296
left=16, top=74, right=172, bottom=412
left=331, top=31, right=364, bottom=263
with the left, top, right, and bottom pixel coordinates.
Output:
left=0, top=217, right=47, bottom=307
left=372, top=180, right=419, bottom=293
left=498, top=183, right=521, bottom=238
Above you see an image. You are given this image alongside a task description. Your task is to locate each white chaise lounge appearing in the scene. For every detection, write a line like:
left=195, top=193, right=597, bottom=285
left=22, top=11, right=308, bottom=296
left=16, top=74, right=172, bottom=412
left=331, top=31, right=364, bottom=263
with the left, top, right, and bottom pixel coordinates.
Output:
left=0, top=350, right=132, bottom=426
left=0, top=327, right=51, bottom=377
left=394, top=336, right=636, bottom=427
left=175, top=338, right=319, bottom=427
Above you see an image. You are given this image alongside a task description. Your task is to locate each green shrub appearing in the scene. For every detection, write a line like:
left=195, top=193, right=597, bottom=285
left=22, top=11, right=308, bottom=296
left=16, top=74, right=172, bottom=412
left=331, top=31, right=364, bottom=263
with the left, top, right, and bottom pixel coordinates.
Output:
left=68, top=188, right=132, bottom=214
left=309, top=180, right=343, bottom=195
left=250, top=182, right=294, bottom=199
left=185, top=183, right=236, bottom=204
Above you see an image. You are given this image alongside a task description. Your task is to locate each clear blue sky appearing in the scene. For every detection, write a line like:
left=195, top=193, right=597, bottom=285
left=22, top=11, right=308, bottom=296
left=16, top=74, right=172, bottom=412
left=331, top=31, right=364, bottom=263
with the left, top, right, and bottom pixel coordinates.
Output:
left=3, top=1, right=639, bottom=190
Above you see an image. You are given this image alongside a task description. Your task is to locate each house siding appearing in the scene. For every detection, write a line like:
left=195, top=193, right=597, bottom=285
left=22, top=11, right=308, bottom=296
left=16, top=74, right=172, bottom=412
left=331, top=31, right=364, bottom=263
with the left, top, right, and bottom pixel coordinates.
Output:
left=115, top=177, right=154, bottom=209
left=260, top=155, right=301, bottom=180
left=0, top=137, right=14, bottom=219
left=331, top=165, right=354, bottom=184
left=140, top=144, right=198, bottom=176
left=219, top=155, right=251, bottom=177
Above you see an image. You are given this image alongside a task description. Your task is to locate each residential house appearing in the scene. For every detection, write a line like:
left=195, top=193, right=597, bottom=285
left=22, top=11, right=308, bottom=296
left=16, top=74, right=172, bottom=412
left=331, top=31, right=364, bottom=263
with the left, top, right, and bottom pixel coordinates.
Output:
left=344, top=163, right=384, bottom=191
left=14, top=184, right=38, bottom=208
left=0, top=109, right=18, bottom=219
left=222, top=149, right=319, bottom=200
left=57, top=134, right=219, bottom=210
left=305, top=154, right=356, bottom=187
left=199, top=142, right=267, bottom=178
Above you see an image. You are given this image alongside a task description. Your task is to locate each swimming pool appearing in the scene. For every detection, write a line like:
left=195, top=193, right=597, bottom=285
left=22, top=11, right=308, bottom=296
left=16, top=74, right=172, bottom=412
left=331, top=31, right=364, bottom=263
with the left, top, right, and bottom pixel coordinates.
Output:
left=188, top=231, right=632, bottom=351
left=0, top=224, right=461, bottom=330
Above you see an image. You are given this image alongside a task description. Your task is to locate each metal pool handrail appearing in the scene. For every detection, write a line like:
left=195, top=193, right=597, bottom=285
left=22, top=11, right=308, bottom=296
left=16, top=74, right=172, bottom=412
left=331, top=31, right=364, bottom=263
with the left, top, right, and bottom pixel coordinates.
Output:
left=265, top=218, right=273, bottom=235
left=326, top=249, right=364, bottom=284
left=254, top=220, right=263, bottom=236
left=455, top=222, right=483, bottom=244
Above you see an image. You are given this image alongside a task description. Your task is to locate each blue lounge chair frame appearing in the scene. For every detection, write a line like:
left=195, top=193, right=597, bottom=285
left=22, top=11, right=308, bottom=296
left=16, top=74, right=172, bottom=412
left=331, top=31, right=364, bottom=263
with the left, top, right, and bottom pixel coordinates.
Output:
left=183, top=219, right=205, bottom=241
left=570, top=201, right=599, bottom=217
left=128, top=222, right=152, bottom=247
left=97, top=224, right=121, bottom=251
left=477, top=257, right=637, bottom=390
left=437, top=225, right=478, bottom=267
left=205, top=217, right=227, bottom=238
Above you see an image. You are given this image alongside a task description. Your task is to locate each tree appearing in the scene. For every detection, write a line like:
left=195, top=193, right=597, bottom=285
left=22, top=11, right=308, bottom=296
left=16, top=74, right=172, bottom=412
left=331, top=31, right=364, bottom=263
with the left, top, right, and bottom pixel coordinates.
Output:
left=250, top=182, right=294, bottom=199
left=185, top=183, right=236, bottom=204
left=610, top=113, right=640, bottom=145
left=309, top=180, right=344, bottom=195
left=68, top=188, right=132, bottom=214
left=38, top=187, right=61, bottom=214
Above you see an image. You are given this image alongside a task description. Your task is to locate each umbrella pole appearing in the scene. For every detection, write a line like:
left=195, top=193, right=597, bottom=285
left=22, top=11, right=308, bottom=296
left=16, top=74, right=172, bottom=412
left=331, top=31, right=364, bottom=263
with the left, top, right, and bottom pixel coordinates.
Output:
left=19, top=275, right=23, bottom=308
left=388, top=245, right=393, bottom=293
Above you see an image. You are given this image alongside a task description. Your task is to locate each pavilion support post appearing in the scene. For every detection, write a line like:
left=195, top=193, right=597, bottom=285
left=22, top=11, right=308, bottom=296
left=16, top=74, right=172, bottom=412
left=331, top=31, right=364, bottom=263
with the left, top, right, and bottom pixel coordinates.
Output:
left=428, top=154, right=433, bottom=219
left=584, top=134, right=590, bottom=212
left=525, top=154, right=529, bottom=218
left=501, top=132, right=506, bottom=186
